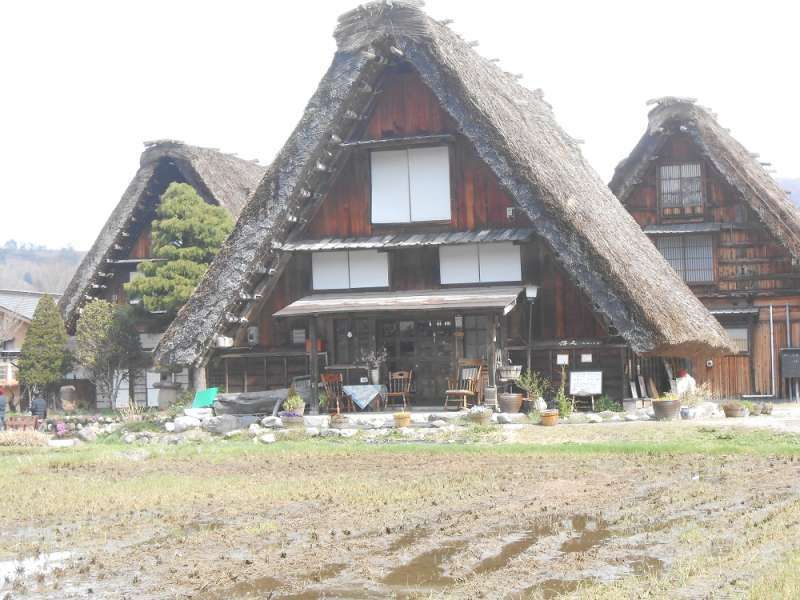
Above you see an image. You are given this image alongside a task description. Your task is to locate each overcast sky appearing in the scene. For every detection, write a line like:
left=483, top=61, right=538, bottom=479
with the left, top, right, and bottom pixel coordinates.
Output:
left=2, top=0, right=798, bottom=250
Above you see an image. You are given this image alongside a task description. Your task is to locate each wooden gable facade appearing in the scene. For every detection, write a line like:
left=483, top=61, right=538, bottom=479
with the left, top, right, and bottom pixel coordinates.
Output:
left=616, top=112, right=800, bottom=399
left=207, top=66, right=635, bottom=405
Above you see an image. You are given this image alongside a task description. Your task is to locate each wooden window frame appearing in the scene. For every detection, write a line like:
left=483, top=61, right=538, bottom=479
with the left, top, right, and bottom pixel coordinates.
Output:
left=657, top=161, right=706, bottom=220
left=655, top=234, right=716, bottom=284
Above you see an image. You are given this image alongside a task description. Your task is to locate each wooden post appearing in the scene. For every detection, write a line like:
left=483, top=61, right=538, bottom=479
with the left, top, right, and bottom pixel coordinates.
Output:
left=309, top=316, right=320, bottom=415
left=488, top=314, right=497, bottom=388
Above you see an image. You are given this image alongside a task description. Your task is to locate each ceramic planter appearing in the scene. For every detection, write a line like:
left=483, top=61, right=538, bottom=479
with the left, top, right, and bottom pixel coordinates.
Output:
left=652, top=399, right=681, bottom=421
left=498, top=393, right=524, bottom=413
left=723, top=405, right=747, bottom=418
left=369, top=368, right=381, bottom=385
left=393, top=413, right=411, bottom=428
left=540, top=409, right=559, bottom=426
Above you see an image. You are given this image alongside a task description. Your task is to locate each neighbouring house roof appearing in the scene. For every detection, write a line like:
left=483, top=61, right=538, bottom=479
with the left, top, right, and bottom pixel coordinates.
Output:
left=278, top=228, right=536, bottom=252
left=644, top=223, right=726, bottom=236
left=273, top=286, right=524, bottom=318
left=610, top=97, right=800, bottom=259
left=59, top=141, right=266, bottom=329
left=0, top=289, right=59, bottom=322
left=155, top=1, right=731, bottom=368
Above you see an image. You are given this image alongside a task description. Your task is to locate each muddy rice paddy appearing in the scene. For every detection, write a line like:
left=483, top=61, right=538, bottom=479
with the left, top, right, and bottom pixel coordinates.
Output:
left=3, top=420, right=800, bottom=598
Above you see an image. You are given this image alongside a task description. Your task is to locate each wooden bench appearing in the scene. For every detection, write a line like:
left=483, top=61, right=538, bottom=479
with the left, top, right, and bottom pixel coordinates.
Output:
left=6, top=416, right=39, bottom=431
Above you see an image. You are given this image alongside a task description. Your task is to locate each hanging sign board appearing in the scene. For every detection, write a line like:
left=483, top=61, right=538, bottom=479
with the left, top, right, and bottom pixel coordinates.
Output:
left=781, top=348, right=800, bottom=378
left=569, top=371, right=603, bottom=396
left=556, top=354, right=569, bottom=366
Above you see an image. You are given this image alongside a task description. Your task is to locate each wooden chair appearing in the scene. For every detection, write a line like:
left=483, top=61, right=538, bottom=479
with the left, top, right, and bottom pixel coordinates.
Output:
left=321, top=373, right=354, bottom=414
left=386, top=371, right=413, bottom=410
left=444, top=360, right=484, bottom=411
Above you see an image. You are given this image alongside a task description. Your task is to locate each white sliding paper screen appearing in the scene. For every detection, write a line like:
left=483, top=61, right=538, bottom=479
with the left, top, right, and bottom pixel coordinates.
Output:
left=439, top=244, right=480, bottom=284
left=408, top=146, right=451, bottom=221
left=371, top=146, right=451, bottom=223
left=478, top=242, right=522, bottom=282
left=348, top=250, right=389, bottom=288
left=370, top=150, right=410, bottom=224
left=312, top=251, right=349, bottom=290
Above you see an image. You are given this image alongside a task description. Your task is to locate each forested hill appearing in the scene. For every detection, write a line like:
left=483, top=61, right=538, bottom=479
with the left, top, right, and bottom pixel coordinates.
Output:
left=0, top=242, right=85, bottom=293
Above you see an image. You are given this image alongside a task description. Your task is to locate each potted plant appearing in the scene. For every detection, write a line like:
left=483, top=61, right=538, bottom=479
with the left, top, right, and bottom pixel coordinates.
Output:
left=283, top=388, right=305, bottom=416
left=722, top=401, right=748, bottom=418
left=279, top=411, right=305, bottom=428
left=393, top=411, right=411, bottom=428
left=761, top=402, right=773, bottom=415
left=746, top=400, right=762, bottom=416
left=467, top=405, right=492, bottom=426
left=652, top=392, right=681, bottom=421
left=358, top=348, right=389, bottom=385
left=516, top=369, right=550, bottom=414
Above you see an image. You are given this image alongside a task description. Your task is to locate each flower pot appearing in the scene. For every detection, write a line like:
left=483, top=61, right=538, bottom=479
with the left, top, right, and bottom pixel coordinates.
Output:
left=723, top=405, right=747, bottom=418
left=540, top=409, right=559, bottom=427
left=369, top=368, right=381, bottom=385
left=680, top=406, right=697, bottom=420
left=498, top=393, right=524, bottom=413
left=394, top=413, right=411, bottom=428
left=468, top=412, right=492, bottom=426
left=761, top=403, right=773, bottom=415
left=652, top=399, right=681, bottom=421
left=282, top=415, right=305, bottom=429
left=749, top=403, right=762, bottom=416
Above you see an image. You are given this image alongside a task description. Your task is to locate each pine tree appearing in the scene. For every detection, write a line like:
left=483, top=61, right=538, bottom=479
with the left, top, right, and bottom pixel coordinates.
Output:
left=17, top=294, right=70, bottom=402
left=125, top=182, right=234, bottom=315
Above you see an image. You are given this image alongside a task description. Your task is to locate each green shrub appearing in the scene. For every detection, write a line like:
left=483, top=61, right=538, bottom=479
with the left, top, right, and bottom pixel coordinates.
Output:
left=595, top=395, right=623, bottom=412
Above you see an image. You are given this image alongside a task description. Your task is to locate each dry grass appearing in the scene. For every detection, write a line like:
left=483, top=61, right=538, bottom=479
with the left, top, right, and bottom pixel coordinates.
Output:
left=0, top=429, right=48, bottom=447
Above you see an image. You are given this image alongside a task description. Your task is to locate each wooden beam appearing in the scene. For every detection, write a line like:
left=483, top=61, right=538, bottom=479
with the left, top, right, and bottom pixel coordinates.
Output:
left=309, top=316, right=320, bottom=415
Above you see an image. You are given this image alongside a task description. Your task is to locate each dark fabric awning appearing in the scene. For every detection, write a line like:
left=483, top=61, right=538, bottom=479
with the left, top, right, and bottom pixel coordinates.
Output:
left=273, top=286, right=523, bottom=317
left=278, top=228, right=535, bottom=252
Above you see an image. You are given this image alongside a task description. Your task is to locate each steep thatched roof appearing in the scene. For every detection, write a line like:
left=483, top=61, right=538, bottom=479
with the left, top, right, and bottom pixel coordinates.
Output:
left=610, top=97, right=800, bottom=259
left=155, top=1, right=731, bottom=368
left=59, top=141, right=265, bottom=328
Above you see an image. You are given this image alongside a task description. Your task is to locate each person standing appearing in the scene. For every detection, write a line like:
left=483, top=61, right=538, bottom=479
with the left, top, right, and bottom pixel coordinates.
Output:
left=0, top=387, right=6, bottom=431
left=30, top=393, right=47, bottom=421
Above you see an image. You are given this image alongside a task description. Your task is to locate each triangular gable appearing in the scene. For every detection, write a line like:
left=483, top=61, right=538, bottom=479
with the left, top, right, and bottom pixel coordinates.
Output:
left=156, top=2, right=731, bottom=368
left=59, top=141, right=265, bottom=329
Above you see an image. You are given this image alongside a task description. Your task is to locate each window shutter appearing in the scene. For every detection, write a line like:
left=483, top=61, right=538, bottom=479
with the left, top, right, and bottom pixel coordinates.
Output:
left=348, top=250, right=389, bottom=288
left=439, top=244, right=480, bottom=284
left=370, top=150, right=410, bottom=223
left=312, top=251, right=349, bottom=290
left=408, top=146, right=451, bottom=222
left=478, top=242, right=521, bottom=282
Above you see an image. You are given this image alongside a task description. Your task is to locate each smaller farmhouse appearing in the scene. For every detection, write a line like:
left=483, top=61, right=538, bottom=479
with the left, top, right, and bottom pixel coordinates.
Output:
left=59, top=141, right=265, bottom=407
left=611, top=97, right=800, bottom=399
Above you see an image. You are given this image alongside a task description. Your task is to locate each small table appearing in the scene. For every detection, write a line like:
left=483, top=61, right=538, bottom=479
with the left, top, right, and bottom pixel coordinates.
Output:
left=342, top=384, right=388, bottom=411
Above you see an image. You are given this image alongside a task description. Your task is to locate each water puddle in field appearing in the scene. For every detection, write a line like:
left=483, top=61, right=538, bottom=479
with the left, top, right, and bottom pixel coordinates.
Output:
left=210, top=575, right=282, bottom=599
left=560, top=514, right=612, bottom=553
left=474, top=523, right=558, bottom=574
left=382, top=540, right=468, bottom=587
left=0, top=550, right=72, bottom=586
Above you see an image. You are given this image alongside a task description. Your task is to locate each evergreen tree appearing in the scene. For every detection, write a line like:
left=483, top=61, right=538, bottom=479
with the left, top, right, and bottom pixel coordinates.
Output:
left=17, top=294, right=70, bottom=403
left=125, top=182, right=234, bottom=315
left=75, top=300, right=142, bottom=406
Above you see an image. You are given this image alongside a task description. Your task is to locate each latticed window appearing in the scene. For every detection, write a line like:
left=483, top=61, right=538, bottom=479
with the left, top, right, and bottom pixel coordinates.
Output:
left=659, top=163, right=702, bottom=207
left=724, top=327, right=749, bottom=354
left=655, top=235, right=714, bottom=283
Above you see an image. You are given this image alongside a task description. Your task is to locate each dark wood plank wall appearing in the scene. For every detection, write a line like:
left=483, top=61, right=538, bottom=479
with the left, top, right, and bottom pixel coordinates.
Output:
left=129, top=226, right=152, bottom=259
left=306, top=70, right=526, bottom=237
left=624, top=133, right=800, bottom=398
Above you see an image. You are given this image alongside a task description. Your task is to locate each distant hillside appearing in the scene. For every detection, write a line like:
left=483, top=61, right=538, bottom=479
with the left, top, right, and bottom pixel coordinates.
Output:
left=0, top=242, right=85, bottom=293
left=778, top=178, right=800, bottom=208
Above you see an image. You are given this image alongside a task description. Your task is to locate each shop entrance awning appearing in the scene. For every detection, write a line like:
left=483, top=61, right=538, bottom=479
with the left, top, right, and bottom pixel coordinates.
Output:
left=273, top=286, right=523, bottom=318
